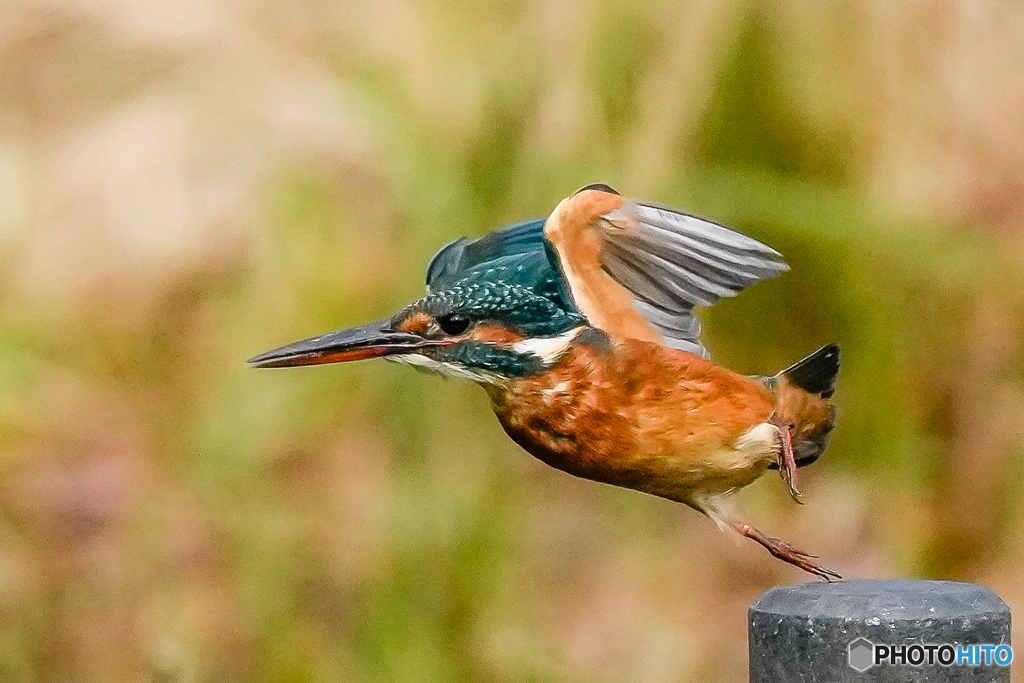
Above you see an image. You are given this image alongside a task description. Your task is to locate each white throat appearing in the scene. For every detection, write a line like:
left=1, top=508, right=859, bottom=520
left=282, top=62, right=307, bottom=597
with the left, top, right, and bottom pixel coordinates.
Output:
left=387, top=354, right=501, bottom=384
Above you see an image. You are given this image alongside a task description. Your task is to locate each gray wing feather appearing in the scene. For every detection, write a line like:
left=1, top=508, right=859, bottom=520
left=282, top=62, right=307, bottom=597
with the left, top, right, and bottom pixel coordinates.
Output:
left=602, top=246, right=730, bottom=308
left=634, top=300, right=707, bottom=357
left=599, top=202, right=788, bottom=358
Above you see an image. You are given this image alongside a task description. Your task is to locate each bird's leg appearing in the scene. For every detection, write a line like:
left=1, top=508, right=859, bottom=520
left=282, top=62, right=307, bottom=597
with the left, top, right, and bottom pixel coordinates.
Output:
left=731, top=521, right=842, bottom=582
left=773, top=420, right=802, bottom=504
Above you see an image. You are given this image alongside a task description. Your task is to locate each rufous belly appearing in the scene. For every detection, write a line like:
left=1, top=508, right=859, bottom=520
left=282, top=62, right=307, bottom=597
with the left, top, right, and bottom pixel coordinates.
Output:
left=485, top=337, right=778, bottom=507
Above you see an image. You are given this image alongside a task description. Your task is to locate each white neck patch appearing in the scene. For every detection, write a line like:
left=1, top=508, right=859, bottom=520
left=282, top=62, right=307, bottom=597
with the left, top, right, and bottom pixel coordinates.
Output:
left=386, top=326, right=587, bottom=384
left=511, top=326, right=586, bottom=365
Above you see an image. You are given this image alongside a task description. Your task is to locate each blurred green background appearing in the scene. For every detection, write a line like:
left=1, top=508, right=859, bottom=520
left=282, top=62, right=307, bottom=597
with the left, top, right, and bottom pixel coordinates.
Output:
left=1, top=1, right=1023, bottom=681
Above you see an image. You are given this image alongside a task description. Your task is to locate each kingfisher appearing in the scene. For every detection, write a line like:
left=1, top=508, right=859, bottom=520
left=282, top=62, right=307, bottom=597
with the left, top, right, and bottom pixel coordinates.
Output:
left=249, top=184, right=841, bottom=580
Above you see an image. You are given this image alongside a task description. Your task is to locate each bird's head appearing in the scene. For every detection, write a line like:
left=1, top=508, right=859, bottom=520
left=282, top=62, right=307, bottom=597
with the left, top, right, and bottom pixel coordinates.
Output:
left=248, top=279, right=587, bottom=384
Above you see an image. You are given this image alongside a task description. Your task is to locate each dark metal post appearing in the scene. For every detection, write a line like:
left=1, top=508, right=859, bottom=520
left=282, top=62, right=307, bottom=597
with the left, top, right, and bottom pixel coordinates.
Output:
left=749, top=579, right=1011, bottom=682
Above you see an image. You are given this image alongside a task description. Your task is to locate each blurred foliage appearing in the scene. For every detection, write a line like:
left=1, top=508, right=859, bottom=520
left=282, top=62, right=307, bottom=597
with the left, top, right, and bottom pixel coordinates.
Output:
left=1, top=0, right=1024, bottom=681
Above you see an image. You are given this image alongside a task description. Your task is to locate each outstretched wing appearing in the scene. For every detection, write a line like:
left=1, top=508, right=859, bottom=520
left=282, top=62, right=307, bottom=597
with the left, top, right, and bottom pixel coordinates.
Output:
left=425, top=192, right=787, bottom=358
left=599, top=202, right=788, bottom=357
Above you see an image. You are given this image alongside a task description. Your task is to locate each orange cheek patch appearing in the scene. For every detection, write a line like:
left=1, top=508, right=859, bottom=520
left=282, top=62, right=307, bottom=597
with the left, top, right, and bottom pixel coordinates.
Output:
left=470, top=324, right=527, bottom=345
left=398, top=312, right=434, bottom=334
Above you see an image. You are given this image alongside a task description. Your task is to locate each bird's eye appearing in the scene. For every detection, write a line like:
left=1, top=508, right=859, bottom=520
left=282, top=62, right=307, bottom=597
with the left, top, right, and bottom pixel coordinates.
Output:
left=438, top=313, right=471, bottom=336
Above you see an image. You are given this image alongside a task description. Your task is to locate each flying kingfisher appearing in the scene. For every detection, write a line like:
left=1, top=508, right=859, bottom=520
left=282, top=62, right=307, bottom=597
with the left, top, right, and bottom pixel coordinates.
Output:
left=250, top=184, right=841, bottom=580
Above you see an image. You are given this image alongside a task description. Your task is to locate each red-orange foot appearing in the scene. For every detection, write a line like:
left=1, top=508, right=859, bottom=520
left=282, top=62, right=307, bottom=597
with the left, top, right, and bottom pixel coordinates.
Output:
left=774, top=422, right=803, bottom=504
left=732, top=521, right=842, bottom=582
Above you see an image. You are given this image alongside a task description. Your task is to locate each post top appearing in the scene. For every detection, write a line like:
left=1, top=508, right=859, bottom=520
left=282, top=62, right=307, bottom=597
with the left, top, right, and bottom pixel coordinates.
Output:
left=751, top=578, right=1008, bottom=621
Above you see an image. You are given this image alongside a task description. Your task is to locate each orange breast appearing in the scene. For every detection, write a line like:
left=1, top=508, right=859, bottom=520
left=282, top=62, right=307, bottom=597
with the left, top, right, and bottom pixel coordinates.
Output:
left=485, top=337, right=775, bottom=502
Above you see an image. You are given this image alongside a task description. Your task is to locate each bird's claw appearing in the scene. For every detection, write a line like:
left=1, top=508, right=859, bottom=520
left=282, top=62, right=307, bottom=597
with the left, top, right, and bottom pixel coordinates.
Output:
left=766, top=541, right=841, bottom=582
left=775, top=422, right=804, bottom=504
left=784, top=478, right=804, bottom=504
left=733, top=521, right=842, bottom=582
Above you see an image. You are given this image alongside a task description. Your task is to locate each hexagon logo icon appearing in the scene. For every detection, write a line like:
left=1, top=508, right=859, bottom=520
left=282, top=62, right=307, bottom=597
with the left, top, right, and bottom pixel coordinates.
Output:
left=848, top=637, right=875, bottom=672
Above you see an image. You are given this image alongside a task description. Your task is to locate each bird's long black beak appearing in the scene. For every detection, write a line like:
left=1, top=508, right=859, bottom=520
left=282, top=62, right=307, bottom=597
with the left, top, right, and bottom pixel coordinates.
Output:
left=247, top=319, right=444, bottom=368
